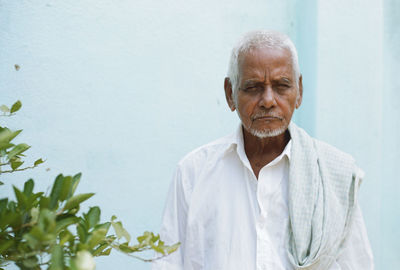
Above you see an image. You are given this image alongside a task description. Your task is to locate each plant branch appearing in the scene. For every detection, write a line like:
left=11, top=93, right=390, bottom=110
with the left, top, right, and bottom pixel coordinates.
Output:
left=0, top=164, right=38, bottom=174
left=0, top=113, right=16, bottom=117
left=109, top=243, right=171, bottom=262
left=0, top=162, right=11, bottom=166
left=2, top=249, right=44, bottom=261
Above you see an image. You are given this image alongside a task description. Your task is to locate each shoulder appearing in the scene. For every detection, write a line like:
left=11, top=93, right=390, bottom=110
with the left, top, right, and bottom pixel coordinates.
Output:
left=177, top=133, right=235, bottom=171
left=290, top=122, right=361, bottom=178
left=290, top=122, right=356, bottom=165
left=310, top=135, right=365, bottom=188
left=171, top=133, right=235, bottom=198
left=313, top=138, right=366, bottom=188
left=313, top=138, right=355, bottom=164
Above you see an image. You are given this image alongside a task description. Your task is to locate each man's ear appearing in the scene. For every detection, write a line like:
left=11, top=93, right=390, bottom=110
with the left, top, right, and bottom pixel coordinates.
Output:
left=295, top=75, right=303, bottom=109
left=224, top=77, right=236, bottom=111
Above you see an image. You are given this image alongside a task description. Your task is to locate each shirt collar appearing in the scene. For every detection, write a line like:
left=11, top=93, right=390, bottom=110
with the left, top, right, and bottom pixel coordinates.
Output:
left=223, top=124, right=292, bottom=170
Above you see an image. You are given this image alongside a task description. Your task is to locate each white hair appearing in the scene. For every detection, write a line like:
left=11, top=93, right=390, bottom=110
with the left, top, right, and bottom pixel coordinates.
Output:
left=227, top=30, right=300, bottom=98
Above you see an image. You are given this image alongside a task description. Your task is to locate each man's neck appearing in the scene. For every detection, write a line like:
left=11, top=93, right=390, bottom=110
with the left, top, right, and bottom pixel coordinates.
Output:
left=242, top=126, right=290, bottom=178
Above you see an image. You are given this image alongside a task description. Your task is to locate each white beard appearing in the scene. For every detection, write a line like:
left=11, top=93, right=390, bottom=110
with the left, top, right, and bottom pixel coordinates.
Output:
left=248, top=124, right=287, bottom=138
left=236, top=110, right=288, bottom=138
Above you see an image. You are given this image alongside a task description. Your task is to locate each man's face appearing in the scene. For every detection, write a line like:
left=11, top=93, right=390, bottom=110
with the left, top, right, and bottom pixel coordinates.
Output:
left=226, top=47, right=302, bottom=138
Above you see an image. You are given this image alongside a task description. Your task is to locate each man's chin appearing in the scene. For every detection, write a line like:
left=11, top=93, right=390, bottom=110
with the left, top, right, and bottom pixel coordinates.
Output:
left=249, top=125, right=287, bottom=138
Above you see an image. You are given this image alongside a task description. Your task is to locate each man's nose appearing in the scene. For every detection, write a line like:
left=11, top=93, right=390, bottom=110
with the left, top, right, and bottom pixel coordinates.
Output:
left=258, top=85, right=277, bottom=108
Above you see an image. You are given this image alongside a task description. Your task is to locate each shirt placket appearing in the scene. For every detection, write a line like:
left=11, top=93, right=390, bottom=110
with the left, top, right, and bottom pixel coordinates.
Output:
left=256, top=212, right=272, bottom=269
left=256, top=162, right=284, bottom=270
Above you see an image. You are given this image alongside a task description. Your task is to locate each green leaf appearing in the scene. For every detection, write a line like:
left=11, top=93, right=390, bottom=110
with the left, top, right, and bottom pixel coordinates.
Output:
left=50, top=245, right=64, bottom=270
left=69, top=258, right=78, bottom=270
left=49, top=174, right=64, bottom=210
left=151, top=243, right=166, bottom=255
left=22, top=256, right=38, bottom=268
left=39, top=196, right=50, bottom=209
left=59, top=176, right=72, bottom=201
left=55, top=216, right=79, bottom=233
left=10, top=160, right=23, bottom=170
left=0, top=198, right=8, bottom=213
left=0, top=181, right=3, bottom=185
left=25, top=192, right=42, bottom=211
left=8, top=201, right=16, bottom=212
left=77, top=223, right=86, bottom=243
left=23, top=179, right=34, bottom=196
left=10, top=100, right=22, bottom=113
left=27, top=226, right=46, bottom=241
left=85, top=207, right=100, bottom=229
left=88, top=228, right=107, bottom=249
left=0, top=129, right=21, bottom=144
left=0, top=142, right=14, bottom=151
left=68, top=205, right=80, bottom=215
left=94, top=222, right=111, bottom=232
left=137, top=231, right=152, bottom=244
left=34, top=158, right=44, bottom=166
left=118, top=243, right=136, bottom=253
left=13, top=186, right=28, bottom=209
left=0, top=105, right=9, bottom=113
left=0, top=212, right=19, bottom=228
left=71, top=173, right=82, bottom=196
left=0, top=240, right=13, bottom=253
left=38, top=209, right=56, bottom=233
left=59, top=229, right=73, bottom=246
left=7, top=143, right=30, bottom=160
left=118, top=242, right=142, bottom=254
left=92, top=242, right=110, bottom=256
left=93, top=244, right=112, bottom=256
left=111, top=221, right=131, bottom=243
left=165, top=242, right=180, bottom=254
left=63, top=193, right=94, bottom=211
left=24, top=232, right=41, bottom=249
left=99, top=247, right=112, bottom=256
left=151, top=233, right=160, bottom=243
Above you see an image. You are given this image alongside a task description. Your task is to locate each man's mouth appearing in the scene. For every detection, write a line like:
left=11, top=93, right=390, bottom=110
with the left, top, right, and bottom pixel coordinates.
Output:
left=252, top=115, right=283, bottom=121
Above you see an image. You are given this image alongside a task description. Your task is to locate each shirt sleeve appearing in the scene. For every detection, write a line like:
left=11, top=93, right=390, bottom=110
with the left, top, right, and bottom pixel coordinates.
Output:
left=330, top=202, right=374, bottom=270
left=151, top=165, right=189, bottom=270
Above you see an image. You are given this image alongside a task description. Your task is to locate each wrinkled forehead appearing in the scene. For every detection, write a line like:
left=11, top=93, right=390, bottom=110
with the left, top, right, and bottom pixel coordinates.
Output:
left=237, top=47, right=295, bottom=79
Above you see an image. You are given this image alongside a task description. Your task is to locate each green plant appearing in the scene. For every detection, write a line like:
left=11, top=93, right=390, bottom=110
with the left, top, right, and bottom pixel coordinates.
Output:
left=0, top=101, right=179, bottom=270
left=0, top=100, right=44, bottom=177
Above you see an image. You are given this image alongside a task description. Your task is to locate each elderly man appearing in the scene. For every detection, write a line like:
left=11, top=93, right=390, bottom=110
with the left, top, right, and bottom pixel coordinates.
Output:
left=152, top=30, right=373, bottom=270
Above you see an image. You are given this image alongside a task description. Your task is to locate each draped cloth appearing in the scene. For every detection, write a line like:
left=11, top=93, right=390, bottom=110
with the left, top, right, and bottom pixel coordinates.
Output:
left=287, top=123, right=363, bottom=270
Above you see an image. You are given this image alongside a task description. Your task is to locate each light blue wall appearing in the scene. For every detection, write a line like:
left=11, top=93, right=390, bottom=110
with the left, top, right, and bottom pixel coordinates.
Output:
left=292, top=0, right=318, bottom=135
left=381, top=0, right=400, bottom=267
left=0, top=1, right=398, bottom=269
left=309, top=1, right=399, bottom=268
left=314, top=1, right=385, bottom=268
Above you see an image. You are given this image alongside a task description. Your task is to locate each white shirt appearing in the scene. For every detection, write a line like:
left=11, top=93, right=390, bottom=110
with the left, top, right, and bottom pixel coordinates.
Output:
left=152, top=126, right=374, bottom=270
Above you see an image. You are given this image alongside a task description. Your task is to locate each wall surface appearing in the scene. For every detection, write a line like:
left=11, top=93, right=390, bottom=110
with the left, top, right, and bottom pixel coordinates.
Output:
left=0, top=0, right=398, bottom=269
left=315, top=0, right=385, bottom=267
left=381, top=0, right=400, bottom=266
left=313, top=1, right=399, bottom=268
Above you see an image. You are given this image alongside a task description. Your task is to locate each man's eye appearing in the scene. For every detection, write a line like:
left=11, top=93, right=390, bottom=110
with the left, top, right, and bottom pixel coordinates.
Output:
left=243, top=86, right=262, bottom=92
left=276, top=84, right=290, bottom=91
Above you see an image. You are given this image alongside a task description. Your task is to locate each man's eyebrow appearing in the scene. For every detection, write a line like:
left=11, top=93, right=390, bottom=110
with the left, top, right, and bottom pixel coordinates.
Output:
left=244, top=79, right=260, bottom=83
left=275, top=77, right=292, bottom=84
left=243, top=79, right=263, bottom=86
